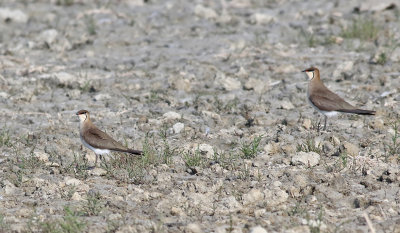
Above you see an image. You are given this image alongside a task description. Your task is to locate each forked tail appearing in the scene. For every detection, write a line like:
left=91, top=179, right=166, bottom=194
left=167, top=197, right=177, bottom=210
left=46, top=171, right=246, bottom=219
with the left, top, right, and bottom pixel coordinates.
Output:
left=114, top=148, right=143, bottom=155
left=338, top=109, right=376, bottom=115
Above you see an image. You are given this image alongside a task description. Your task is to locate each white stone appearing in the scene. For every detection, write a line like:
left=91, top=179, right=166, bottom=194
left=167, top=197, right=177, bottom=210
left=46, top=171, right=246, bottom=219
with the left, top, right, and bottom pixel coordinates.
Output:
left=163, top=111, right=181, bottom=120
left=198, top=144, right=214, bottom=159
left=243, top=189, right=264, bottom=205
left=65, top=177, right=83, bottom=186
left=279, top=100, right=295, bottom=110
left=333, top=61, right=354, bottom=78
left=0, top=8, right=28, bottom=23
left=244, top=78, right=266, bottom=94
left=250, top=13, right=274, bottom=24
left=89, top=168, right=107, bottom=176
left=222, top=77, right=241, bottom=91
left=55, top=72, right=77, bottom=85
left=171, top=122, right=184, bottom=134
left=251, top=226, right=268, bottom=233
left=34, top=151, right=49, bottom=162
left=194, top=5, right=217, bottom=19
left=292, top=152, right=320, bottom=167
left=185, top=223, right=203, bottom=233
left=38, top=29, right=58, bottom=45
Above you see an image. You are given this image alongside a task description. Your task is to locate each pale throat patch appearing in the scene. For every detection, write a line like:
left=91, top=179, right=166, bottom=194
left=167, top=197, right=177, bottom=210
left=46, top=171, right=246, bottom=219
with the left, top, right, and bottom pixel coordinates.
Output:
left=305, top=71, right=314, bottom=80
left=78, top=114, right=87, bottom=122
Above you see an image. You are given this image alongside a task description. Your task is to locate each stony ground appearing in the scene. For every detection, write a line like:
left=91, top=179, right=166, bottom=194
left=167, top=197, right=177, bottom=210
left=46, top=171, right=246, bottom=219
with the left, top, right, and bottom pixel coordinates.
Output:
left=0, top=0, right=399, bottom=232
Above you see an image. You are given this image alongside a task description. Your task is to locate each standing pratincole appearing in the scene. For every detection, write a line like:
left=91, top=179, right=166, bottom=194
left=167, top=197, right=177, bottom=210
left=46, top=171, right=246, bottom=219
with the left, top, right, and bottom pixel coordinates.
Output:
left=76, top=110, right=143, bottom=167
left=303, top=67, right=375, bottom=130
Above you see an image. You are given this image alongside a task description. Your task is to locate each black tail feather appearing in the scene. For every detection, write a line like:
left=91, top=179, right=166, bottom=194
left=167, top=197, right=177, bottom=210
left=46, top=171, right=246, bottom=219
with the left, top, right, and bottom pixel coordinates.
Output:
left=113, top=148, right=143, bottom=155
left=338, top=109, right=376, bottom=115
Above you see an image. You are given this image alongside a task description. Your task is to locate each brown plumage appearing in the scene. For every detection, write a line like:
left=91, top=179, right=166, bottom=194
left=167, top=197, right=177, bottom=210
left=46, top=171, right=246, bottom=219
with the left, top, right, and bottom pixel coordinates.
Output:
left=303, top=67, right=375, bottom=130
left=76, top=110, right=142, bottom=166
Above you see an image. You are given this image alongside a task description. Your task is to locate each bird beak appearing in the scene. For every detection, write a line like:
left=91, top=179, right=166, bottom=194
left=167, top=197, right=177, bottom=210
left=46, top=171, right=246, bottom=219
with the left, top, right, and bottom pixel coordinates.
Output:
left=301, top=69, right=306, bottom=72
left=75, top=112, right=79, bottom=116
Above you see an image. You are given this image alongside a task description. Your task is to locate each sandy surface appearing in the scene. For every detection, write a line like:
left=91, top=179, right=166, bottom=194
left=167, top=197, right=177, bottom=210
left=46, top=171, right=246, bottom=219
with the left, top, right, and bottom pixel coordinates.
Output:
left=0, top=0, right=399, bottom=232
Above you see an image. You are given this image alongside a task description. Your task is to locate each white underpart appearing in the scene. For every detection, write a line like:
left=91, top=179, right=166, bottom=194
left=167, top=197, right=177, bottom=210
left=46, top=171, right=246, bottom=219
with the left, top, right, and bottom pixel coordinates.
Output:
left=80, top=134, right=111, bottom=155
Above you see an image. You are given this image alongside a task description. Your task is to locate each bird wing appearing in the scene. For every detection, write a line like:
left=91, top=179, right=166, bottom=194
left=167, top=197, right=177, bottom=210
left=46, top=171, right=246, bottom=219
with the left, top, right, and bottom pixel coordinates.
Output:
left=310, top=83, right=356, bottom=112
left=309, top=92, right=355, bottom=112
left=83, top=127, right=127, bottom=151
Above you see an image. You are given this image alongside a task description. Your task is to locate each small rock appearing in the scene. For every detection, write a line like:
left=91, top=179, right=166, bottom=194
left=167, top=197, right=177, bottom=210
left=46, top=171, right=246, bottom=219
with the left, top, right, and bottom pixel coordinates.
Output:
left=222, top=76, right=241, bottom=91
left=0, top=8, right=28, bottom=23
left=65, top=177, right=82, bottom=186
left=302, top=119, right=312, bottom=129
left=291, top=152, right=320, bottom=167
left=55, top=72, right=77, bottom=86
left=171, top=207, right=185, bottom=216
left=71, top=192, right=83, bottom=201
left=244, top=78, right=266, bottom=94
left=251, top=226, right=268, bottom=233
left=89, top=168, right=107, bottom=176
left=390, top=47, right=400, bottom=62
left=333, top=61, right=354, bottom=78
left=34, top=151, right=49, bottom=162
left=359, top=0, right=396, bottom=12
left=94, top=93, right=111, bottom=101
left=173, top=122, right=185, bottom=134
left=243, top=189, right=264, bottom=205
left=198, top=144, right=214, bottom=159
left=38, top=29, right=58, bottom=45
left=185, top=223, right=203, bottom=233
left=194, top=5, right=217, bottom=19
left=369, top=118, right=384, bottom=130
left=254, top=209, right=266, bottom=218
left=163, top=111, right=181, bottom=120
left=263, top=142, right=280, bottom=156
left=249, top=13, right=274, bottom=24
left=343, top=142, right=359, bottom=157
left=274, top=64, right=297, bottom=74
left=279, top=100, right=295, bottom=110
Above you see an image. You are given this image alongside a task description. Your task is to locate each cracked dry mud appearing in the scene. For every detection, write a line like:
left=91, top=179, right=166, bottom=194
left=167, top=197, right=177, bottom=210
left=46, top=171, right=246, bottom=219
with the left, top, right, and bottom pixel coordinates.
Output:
left=0, top=0, right=399, bottom=232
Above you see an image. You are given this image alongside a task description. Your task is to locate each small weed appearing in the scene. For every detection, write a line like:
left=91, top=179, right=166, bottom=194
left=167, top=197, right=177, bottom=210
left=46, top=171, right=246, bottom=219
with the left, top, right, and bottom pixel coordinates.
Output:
left=387, top=120, right=400, bottom=158
left=376, top=52, right=387, bottom=65
left=0, top=129, right=12, bottom=147
left=213, top=151, right=238, bottom=170
left=297, top=139, right=322, bottom=154
left=56, top=0, right=74, bottom=6
left=83, top=192, right=103, bottom=216
left=0, top=213, right=9, bottom=232
left=341, top=18, right=379, bottom=41
left=237, top=163, right=251, bottom=180
left=85, top=15, right=96, bottom=36
left=306, top=207, right=324, bottom=233
left=159, top=128, right=175, bottom=164
left=40, top=206, right=86, bottom=233
left=340, top=152, right=348, bottom=168
left=183, top=150, right=204, bottom=168
left=240, top=135, right=262, bottom=159
left=300, top=28, right=318, bottom=47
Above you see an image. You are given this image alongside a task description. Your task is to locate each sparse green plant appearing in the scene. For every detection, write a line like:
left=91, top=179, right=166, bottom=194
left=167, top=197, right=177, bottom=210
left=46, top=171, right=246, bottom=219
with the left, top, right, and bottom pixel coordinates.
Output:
left=340, top=152, right=348, bottom=168
left=159, top=128, right=175, bottom=164
left=0, top=129, right=12, bottom=147
left=387, top=120, right=400, bottom=158
left=341, top=18, right=379, bottom=41
left=213, top=151, right=238, bottom=170
left=183, top=150, right=204, bottom=168
left=376, top=52, right=387, bottom=65
left=41, top=206, right=85, bottom=233
left=300, top=28, right=318, bottom=47
left=85, top=15, right=96, bottom=36
left=56, top=0, right=74, bottom=6
left=240, top=135, right=262, bottom=159
left=297, top=138, right=322, bottom=154
left=306, top=207, right=324, bottom=233
left=83, top=192, right=103, bottom=216
left=0, top=213, right=9, bottom=232
left=237, top=163, right=251, bottom=180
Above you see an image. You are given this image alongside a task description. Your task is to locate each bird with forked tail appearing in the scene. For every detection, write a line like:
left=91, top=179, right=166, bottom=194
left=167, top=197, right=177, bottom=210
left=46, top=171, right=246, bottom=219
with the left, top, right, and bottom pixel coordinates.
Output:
left=76, top=110, right=143, bottom=167
left=302, top=67, right=375, bottom=130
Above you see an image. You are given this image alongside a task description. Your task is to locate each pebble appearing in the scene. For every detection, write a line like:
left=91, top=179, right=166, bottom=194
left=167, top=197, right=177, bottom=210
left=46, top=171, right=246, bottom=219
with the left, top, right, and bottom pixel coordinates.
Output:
left=343, top=142, right=359, bottom=157
left=173, top=122, right=185, bottom=133
left=0, top=8, right=28, bottom=23
left=291, top=152, right=320, bottom=167
left=163, top=111, right=181, bottom=120
left=243, top=189, right=264, bottom=205
left=251, top=226, right=268, bottom=233
left=194, top=5, right=217, bottom=19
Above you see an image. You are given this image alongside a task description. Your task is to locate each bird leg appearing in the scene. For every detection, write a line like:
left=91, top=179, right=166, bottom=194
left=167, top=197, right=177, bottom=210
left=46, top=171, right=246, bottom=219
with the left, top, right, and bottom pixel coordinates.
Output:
left=323, top=115, right=328, bottom=131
